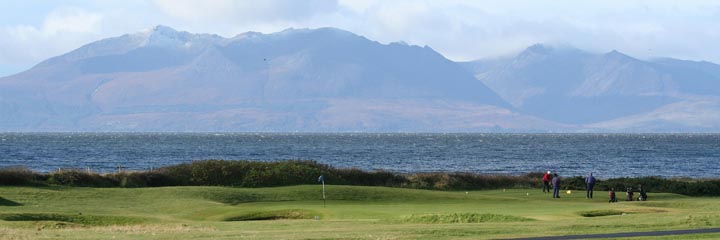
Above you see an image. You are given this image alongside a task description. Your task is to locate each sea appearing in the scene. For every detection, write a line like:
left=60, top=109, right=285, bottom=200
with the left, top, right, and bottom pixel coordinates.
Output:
left=0, top=133, right=718, bottom=178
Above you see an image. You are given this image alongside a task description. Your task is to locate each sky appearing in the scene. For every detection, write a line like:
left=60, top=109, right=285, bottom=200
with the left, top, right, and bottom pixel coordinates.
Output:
left=1, top=0, right=719, bottom=77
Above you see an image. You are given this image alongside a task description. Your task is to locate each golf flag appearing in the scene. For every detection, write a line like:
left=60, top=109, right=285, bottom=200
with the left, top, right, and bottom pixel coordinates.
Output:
left=318, top=175, right=326, bottom=207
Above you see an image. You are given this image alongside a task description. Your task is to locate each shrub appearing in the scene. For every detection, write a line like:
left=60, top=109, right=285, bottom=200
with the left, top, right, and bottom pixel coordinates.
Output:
left=596, top=177, right=720, bottom=197
left=403, top=172, right=538, bottom=190
left=330, top=168, right=405, bottom=187
left=4, top=161, right=720, bottom=196
left=160, top=160, right=330, bottom=187
left=105, top=171, right=178, bottom=187
left=0, top=167, right=39, bottom=185
left=46, top=169, right=115, bottom=187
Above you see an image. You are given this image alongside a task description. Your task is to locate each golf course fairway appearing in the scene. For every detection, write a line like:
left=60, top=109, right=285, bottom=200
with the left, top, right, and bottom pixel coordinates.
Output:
left=1, top=185, right=719, bottom=239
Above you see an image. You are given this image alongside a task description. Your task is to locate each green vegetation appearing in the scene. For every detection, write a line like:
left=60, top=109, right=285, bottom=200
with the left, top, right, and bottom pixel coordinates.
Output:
left=0, top=213, right=146, bottom=226
left=400, top=213, right=533, bottom=223
left=577, top=209, right=626, bottom=217
left=222, top=209, right=315, bottom=221
left=2, top=160, right=720, bottom=196
left=577, top=208, right=668, bottom=217
left=0, top=185, right=719, bottom=239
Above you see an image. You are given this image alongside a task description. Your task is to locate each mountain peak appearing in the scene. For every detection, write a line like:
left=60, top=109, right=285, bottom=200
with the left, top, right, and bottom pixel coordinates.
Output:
left=234, top=31, right=264, bottom=39
left=525, top=44, right=553, bottom=54
left=514, top=44, right=557, bottom=61
left=606, top=49, right=625, bottom=56
left=134, top=25, right=225, bottom=49
left=603, top=50, right=635, bottom=61
left=275, top=27, right=358, bottom=38
left=138, top=25, right=181, bottom=38
left=152, top=25, right=177, bottom=33
left=143, top=25, right=186, bottom=39
left=520, top=43, right=585, bottom=55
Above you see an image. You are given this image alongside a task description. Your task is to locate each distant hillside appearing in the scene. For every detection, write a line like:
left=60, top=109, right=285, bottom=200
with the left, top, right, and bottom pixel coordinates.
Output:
left=461, top=44, right=720, bottom=131
left=2, top=26, right=719, bottom=132
left=0, top=26, right=558, bottom=132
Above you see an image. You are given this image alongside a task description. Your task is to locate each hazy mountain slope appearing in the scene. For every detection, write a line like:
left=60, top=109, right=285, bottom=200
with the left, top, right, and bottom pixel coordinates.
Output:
left=0, top=26, right=542, bottom=132
left=4, top=26, right=719, bottom=132
left=461, top=45, right=720, bottom=127
left=75, top=99, right=568, bottom=132
left=649, top=58, right=720, bottom=96
left=586, top=96, right=720, bottom=132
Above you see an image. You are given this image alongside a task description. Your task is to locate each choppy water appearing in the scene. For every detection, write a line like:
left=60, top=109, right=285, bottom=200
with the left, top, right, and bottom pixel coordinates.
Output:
left=0, top=133, right=718, bottom=178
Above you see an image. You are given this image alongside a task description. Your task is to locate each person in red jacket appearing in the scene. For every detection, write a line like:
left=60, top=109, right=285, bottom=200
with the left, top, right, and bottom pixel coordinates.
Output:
left=542, top=171, right=551, bottom=193
left=609, top=188, right=617, bottom=203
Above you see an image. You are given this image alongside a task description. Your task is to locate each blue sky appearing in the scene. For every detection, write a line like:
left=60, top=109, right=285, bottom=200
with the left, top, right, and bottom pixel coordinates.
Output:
left=1, top=0, right=719, bottom=77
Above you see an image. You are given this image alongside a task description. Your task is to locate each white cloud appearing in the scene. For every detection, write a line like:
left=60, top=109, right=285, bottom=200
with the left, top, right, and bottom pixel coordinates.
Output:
left=42, top=7, right=103, bottom=35
left=153, top=0, right=338, bottom=24
left=149, top=0, right=340, bottom=38
left=0, top=7, right=104, bottom=67
left=328, top=0, right=720, bottom=62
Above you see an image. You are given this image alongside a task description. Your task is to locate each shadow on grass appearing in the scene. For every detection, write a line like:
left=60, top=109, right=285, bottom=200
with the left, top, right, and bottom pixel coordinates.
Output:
left=0, top=197, right=22, bottom=206
left=222, top=209, right=315, bottom=221
left=401, top=213, right=534, bottom=224
left=0, top=213, right=146, bottom=226
left=577, top=208, right=667, bottom=217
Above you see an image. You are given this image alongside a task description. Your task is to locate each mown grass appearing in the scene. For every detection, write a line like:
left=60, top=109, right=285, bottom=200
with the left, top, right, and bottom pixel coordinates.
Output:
left=0, top=185, right=718, bottom=239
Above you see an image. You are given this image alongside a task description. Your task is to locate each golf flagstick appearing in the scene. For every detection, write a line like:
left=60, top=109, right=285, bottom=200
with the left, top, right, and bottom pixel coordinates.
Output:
left=318, top=175, right=326, bottom=207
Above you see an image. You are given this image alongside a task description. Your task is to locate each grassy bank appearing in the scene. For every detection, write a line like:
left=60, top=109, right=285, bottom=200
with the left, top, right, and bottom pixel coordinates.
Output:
left=2, top=160, right=720, bottom=196
left=0, top=185, right=719, bottom=239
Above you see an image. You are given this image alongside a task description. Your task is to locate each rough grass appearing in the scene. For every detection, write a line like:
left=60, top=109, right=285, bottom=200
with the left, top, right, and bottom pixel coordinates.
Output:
left=222, top=209, right=315, bottom=221
left=577, top=208, right=668, bottom=217
left=0, top=213, right=146, bottom=226
left=577, top=209, right=626, bottom=217
left=400, top=213, right=533, bottom=223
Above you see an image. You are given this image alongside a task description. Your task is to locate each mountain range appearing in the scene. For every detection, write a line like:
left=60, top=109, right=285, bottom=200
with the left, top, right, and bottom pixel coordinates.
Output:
left=1, top=26, right=719, bottom=132
left=461, top=44, right=720, bottom=131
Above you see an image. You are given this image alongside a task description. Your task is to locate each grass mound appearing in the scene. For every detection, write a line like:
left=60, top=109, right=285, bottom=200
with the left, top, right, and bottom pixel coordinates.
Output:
left=577, top=210, right=626, bottom=217
left=401, top=213, right=533, bottom=224
left=189, top=185, right=476, bottom=206
left=578, top=208, right=668, bottom=217
left=194, top=190, right=267, bottom=205
left=0, top=213, right=145, bottom=226
left=222, top=209, right=315, bottom=221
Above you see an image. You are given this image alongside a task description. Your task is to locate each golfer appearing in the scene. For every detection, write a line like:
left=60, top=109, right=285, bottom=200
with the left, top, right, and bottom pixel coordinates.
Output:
left=542, top=171, right=551, bottom=193
left=609, top=188, right=617, bottom=203
left=551, top=173, right=561, bottom=198
left=585, top=172, right=596, bottom=199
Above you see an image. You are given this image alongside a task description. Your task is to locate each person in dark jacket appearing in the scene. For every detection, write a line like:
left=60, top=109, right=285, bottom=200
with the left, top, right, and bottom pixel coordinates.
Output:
left=609, top=188, right=617, bottom=203
left=638, top=185, right=648, bottom=201
left=626, top=187, right=634, bottom=201
left=542, top=171, right=551, bottom=193
left=551, top=173, right=561, bottom=198
left=585, top=172, right=596, bottom=199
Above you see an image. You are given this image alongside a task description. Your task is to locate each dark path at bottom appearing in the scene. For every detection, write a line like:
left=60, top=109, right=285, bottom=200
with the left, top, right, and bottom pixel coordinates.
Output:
left=501, top=227, right=720, bottom=240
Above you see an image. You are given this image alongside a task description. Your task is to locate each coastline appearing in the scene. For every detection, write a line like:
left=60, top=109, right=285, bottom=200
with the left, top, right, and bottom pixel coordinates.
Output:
left=2, top=160, right=718, bottom=196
